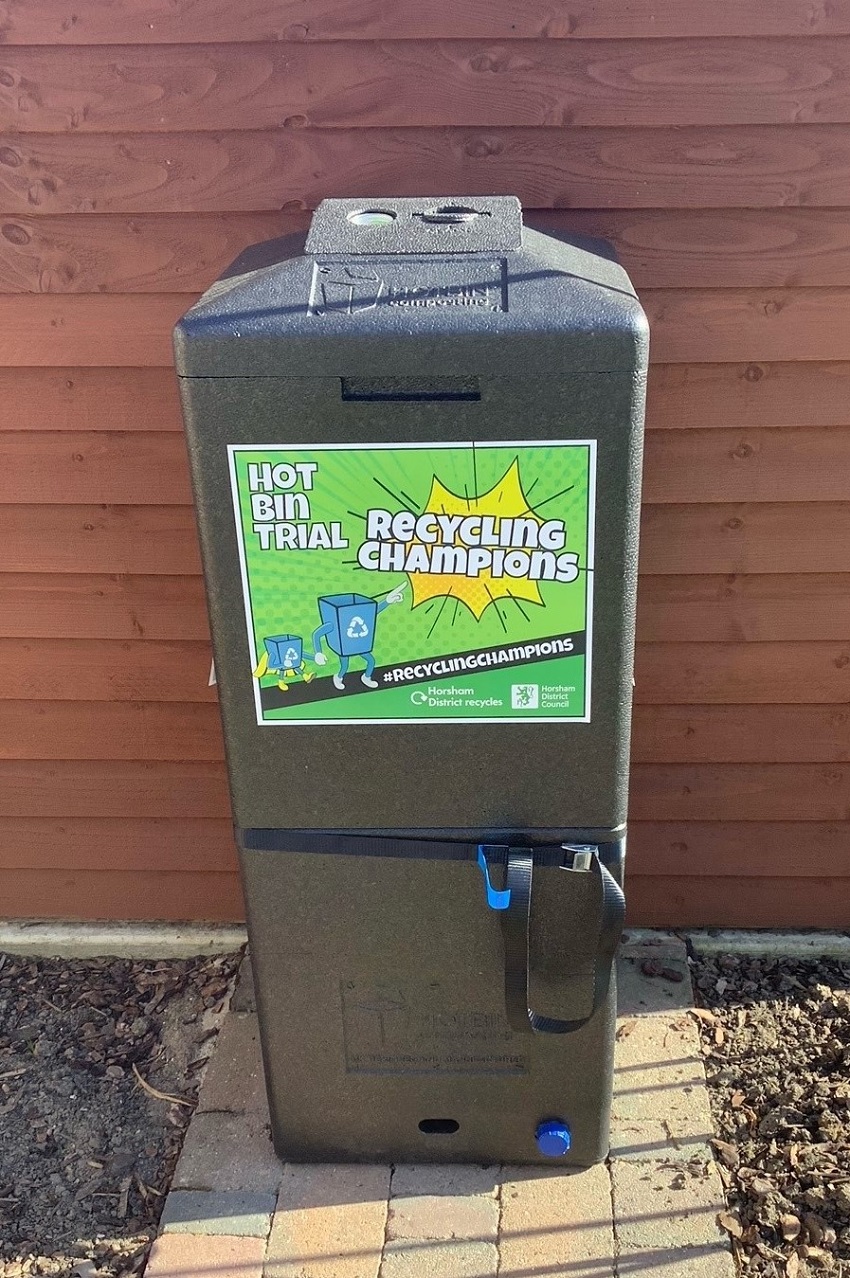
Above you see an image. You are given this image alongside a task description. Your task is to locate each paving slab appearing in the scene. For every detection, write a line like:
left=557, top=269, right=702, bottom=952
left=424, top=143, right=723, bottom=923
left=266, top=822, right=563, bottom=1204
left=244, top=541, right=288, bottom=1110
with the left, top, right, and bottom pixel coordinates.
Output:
left=390, top=1164, right=499, bottom=1198
left=160, top=1189, right=276, bottom=1237
left=197, top=1010, right=268, bottom=1114
left=144, top=1233, right=266, bottom=1278
left=265, top=1163, right=390, bottom=1278
left=172, top=1111, right=282, bottom=1193
left=617, top=951, right=694, bottom=1017
left=380, top=1240, right=498, bottom=1278
left=611, top=1160, right=728, bottom=1252
left=499, top=1164, right=615, bottom=1278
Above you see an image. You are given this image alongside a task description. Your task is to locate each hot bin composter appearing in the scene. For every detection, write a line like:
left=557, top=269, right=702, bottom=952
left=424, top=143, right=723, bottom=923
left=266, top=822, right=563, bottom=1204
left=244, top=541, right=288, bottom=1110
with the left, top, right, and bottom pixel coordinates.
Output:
left=174, top=196, right=649, bottom=1166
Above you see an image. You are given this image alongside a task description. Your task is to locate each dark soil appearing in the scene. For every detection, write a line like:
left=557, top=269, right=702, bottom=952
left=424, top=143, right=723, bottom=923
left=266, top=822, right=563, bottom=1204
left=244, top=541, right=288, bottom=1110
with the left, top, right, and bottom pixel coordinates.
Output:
left=0, top=950, right=241, bottom=1277
left=693, top=952, right=850, bottom=1278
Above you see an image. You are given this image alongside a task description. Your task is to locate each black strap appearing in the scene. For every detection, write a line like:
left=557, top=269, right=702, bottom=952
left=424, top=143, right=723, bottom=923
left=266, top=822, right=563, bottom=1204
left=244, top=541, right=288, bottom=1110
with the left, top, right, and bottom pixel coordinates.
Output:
left=239, top=827, right=571, bottom=865
left=501, top=847, right=625, bottom=1036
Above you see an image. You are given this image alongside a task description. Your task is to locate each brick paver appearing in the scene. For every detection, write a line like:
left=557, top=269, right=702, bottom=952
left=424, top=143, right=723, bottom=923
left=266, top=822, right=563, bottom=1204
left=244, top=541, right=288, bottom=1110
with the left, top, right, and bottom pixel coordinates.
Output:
left=265, top=1163, right=390, bottom=1278
left=143, top=939, right=734, bottom=1278
left=145, top=1233, right=266, bottom=1278
left=160, top=1189, right=276, bottom=1237
left=499, top=1164, right=616, bottom=1278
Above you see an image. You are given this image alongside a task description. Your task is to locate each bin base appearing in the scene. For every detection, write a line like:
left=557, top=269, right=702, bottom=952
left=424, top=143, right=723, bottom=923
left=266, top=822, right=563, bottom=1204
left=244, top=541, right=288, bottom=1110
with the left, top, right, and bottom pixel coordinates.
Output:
left=240, top=842, right=621, bottom=1167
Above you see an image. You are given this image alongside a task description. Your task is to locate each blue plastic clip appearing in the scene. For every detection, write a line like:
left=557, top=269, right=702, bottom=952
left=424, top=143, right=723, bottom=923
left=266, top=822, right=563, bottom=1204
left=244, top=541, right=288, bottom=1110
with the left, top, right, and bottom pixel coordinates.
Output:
left=477, top=846, right=512, bottom=911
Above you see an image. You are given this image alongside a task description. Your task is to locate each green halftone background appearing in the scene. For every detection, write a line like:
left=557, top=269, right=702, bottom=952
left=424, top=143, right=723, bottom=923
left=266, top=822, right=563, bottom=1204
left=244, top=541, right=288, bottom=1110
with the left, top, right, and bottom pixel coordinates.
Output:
left=230, top=442, right=591, bottom=721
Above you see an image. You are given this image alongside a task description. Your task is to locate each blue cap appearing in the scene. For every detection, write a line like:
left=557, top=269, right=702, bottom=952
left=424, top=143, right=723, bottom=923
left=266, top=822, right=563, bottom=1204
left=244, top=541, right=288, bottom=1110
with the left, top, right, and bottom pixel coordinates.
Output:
left=535, top=1120, right=571, bottom=1158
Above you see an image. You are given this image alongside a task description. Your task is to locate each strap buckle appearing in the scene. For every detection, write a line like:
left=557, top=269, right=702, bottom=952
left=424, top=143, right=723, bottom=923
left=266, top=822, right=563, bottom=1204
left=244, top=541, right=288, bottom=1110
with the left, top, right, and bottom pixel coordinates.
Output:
left=561, top=844, right=598, bottom=872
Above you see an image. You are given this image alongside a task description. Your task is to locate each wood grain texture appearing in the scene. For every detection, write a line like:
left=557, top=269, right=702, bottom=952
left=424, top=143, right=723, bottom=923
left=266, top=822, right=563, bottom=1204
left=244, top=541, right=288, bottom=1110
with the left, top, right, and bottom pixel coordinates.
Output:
left=2, top=758, right=848, bottom=821
left=4, top=638, right=846, bottom=704
left=644, top=428, right=850, bottom=504
left=6, top=425, right=848, bottom=504
left=0, top=700, right=222, bottom=759
left=639, top=504, right=850, bottom=574
left=2, top=289, right=848, bottom=366
left=2, top=816, right=844, bottom=878
left=3, top=127, right=850, bottom=214
left=635, top=642, right=850, bottom=704
left=4, top=571, right=849, bottom=644
left=3, top=502, right=841, bottom=577
left=630, top=764, right=850, bottom=822
left=0, top=573, right=209, bottom=639
left=632, top=705, right=850, bottom=762
left=6, top=699, right=848, bottom=765
left=626, top=876, right=850, bottom=928
left=2, top=362, right=849, bottom=432
left=8, top=40, right=850, bottom=133
left=646, top=362, right=850, bottom=429
left=0, top=367, right=184, bottom=429
left=8, top=211, right=850, bottom=294
left=3, top=0, right=849, bottom=43
left=628, top=822, right=850, bottom=877
left=0, top=868, right=243, bottom=921
left=0, top=638, right=213, bottom=702
left=637, top=574, right=850, bottom=642
left=0, top=506, right=202, bottom=574
left=0, top=816, right=237, bottom=870
left=0, top=431, right=192, bottom=503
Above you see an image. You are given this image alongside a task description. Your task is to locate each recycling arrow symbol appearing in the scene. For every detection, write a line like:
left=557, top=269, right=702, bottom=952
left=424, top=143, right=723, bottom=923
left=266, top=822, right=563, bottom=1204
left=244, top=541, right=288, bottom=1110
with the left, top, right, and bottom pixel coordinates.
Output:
left=346, top=616, right=369, bottom=639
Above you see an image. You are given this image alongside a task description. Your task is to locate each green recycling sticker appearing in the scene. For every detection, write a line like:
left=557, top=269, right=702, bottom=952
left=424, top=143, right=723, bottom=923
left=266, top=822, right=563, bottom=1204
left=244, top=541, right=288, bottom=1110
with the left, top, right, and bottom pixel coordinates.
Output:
left=228, top=440, right=595, bottom=725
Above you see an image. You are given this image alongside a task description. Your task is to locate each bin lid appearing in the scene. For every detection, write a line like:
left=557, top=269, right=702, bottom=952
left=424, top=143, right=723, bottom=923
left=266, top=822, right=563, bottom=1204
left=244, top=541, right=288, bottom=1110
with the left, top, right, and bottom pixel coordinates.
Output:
left=174, top=196, right=648, bottom=378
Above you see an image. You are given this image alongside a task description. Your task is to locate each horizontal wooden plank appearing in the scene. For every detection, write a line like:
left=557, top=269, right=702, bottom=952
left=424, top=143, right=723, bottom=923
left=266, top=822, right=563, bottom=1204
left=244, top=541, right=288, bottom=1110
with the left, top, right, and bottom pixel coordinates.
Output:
left=0, top=296, right=189, bottom=367
left=637, top=574, right=850, bottom=642
left=629, top=821, right=850, bottom=877
left=5, top=700, right=848, bottom=764
left=0, top=431, right=192, bottom=503
left=632, top=705, right=850, bottom=762
left=4, top=0, right=849, bottom=43
left=636, top=642, right=850, bottom=704
left=2, top=759, right=848, bottom=821
left=3, top=289, right=849, bottom=367
left=0, top=505, right=202, bottom=574
left=2, top=815, right=845, bottom=880
left=0, top=700, right=222, bottom=759
left=8, top=211, right=850, bottom=295
left=3, top=127, right=850, bottom=215
left=1, top=639, right=847, bottom=706
left=643, top=289, right=850, bottom=364
left=644, top=427, right=850, bottom=504
left=2, top=502, right=843, bottom=576
left=0, top=816, right=236, bottom=871
left=646, top=362, right=850, bottom=429
left=0, top=638, right=213, bottom=702
left=639, top=503, right=850, bottom=574
left=3, top=816, right=845, bottom=879
left=8, top=40, right=850, bottom=134
left=630, top=763, right=850, bottom=821
left=0, top=868, right=243, bottom=921
left=0, top=573, right=209, bottom=639
left=5, top=571, right=849, bottom=645
left=0, top=760, right=231, bottom=818
left=8, top=425, right=850, bottom=504
left=3, top=363, right=849, bottom=433
left=5, top=865, right=847, bottom=926
left=0, top=367, right=184, bottom=428
left=627, top=875, right=850, bottom=928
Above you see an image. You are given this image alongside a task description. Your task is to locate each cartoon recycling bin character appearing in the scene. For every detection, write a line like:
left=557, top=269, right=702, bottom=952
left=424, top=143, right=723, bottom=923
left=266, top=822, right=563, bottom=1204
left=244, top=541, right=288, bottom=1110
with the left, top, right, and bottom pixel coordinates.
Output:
left=252, top=634, right=314, bottom=691
left=312, top=587, right=405, bottom=691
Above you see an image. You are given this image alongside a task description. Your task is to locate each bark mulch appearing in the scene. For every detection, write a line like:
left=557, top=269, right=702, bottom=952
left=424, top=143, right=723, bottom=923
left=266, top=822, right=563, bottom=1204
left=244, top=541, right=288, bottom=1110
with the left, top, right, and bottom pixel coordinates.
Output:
left=0, top=950, right=241, bottom=1278
left=693, top=951, right=850, bottom=1278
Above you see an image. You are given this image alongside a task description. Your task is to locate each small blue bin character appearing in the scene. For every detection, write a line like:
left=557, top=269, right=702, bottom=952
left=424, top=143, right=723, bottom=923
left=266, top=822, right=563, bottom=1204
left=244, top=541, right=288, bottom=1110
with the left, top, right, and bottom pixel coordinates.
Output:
left=252, top=634, right=314, bottom=691
left=312, top=586, right=405, bottom=691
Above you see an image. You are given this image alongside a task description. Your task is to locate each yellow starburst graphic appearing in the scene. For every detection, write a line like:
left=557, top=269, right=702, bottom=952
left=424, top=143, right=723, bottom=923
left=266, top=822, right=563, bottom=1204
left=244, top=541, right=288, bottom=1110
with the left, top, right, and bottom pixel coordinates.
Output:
left=408, top=460, right=543, bottom=620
